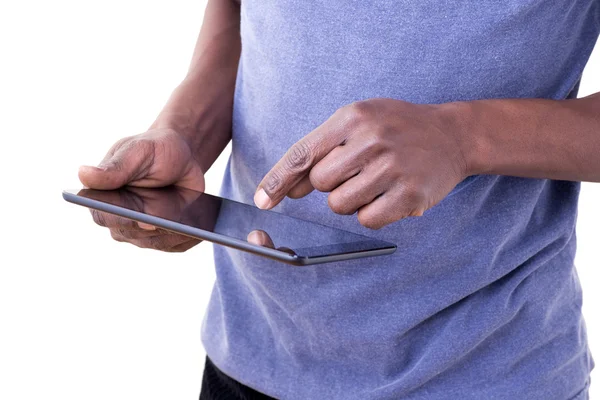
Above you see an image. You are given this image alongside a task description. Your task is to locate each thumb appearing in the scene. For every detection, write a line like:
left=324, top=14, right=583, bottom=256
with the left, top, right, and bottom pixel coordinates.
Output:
left=79, top=141, right=151, bottom=189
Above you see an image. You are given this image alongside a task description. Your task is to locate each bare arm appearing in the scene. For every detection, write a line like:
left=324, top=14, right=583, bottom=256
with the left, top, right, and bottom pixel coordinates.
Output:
left=253, top=91, right=600, bottom=229
left=151, top=0, right=241, bottom=173
left=458, top=92, right=600, bottom=182
left=79, top=0, right=242, bottom=250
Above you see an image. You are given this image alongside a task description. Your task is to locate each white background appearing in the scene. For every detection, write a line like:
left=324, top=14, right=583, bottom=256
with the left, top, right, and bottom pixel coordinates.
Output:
left=1, top=1, right=599, bottom=399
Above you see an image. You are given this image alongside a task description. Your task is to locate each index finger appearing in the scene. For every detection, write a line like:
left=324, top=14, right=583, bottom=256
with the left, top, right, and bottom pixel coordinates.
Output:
left=254, top=116, right=347, bottom=209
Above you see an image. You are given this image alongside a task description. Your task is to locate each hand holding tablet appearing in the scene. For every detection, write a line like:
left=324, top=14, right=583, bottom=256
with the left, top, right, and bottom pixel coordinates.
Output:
left=63, top=186, right=396, bottom=265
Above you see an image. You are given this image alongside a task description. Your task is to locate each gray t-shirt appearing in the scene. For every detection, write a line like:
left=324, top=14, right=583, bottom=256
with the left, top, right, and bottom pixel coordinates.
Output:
left=202, top=1, right=600, bottom=398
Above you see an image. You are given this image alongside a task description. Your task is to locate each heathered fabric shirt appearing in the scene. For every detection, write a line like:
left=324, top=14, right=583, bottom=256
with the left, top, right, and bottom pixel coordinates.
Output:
left=202, top=1, right=600, bottom=399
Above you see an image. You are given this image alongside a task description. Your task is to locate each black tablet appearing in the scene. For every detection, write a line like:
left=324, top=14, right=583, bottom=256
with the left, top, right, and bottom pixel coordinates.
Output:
left=62, top=186, right=396, bottom=265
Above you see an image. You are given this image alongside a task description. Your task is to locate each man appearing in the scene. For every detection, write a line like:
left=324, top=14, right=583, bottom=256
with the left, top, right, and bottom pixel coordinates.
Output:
left=78, top=0, right=600, bottom=398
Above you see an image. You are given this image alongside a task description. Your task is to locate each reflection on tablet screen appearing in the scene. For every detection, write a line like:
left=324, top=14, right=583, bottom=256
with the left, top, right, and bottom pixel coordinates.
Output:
left=74, top=186, right=394, bottom=258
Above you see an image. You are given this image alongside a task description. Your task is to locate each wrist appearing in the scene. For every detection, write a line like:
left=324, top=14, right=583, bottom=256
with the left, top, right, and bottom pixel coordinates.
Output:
left=439, top=100, right=489, bottom=177
left=150, top=74, right=233, bottom=155
left=151, top=109, right=199, bottom=138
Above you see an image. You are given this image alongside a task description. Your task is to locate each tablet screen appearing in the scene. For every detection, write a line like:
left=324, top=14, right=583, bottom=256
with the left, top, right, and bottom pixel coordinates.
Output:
left=63, top=186, right=396, bottom=262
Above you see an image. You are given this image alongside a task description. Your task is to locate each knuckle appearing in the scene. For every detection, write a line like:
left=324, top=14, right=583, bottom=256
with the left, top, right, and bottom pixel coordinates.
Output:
left=309, top=167, right=331, bottom=192
left=128, top=138, right=155, bottom=162
left=132, top=238, right=153, bottom=250
left=108, top=155, right=125, bottom=172
left=110, top=138, right=153, bottom=170
left=264, top=170, right=284, bottom=195
left=362, top=132, right=384, bottom=153
left=348, top=100, right=372, bottom=117
left=285, top=141, right=313, bottom=172
left=115, top=228, right=128, bottom=239
left=357, top=212, right=383, bottom=230
left=163, top=242, right=189, bottom=253
left=344, top=101, right=374, bottom=125
left=357, top=125, right=389, bottom=154
left=91, top=210, right=107, bottom=227
left=377, top=157, right=393, bottom=174
left=375, top=155, right=398, bottom=179
left=110, top=230, right=126, bottom=242
left=136, top=137, right=156, bottom=153
left=115, top=228, right=136, bottom=240
left=144, top=236, right=161, bottom=250
left=145, top=235, right=171, bottom=252
left=328, top=192, right=354, bottom=215
left=107, top=136, right=133, bottom=156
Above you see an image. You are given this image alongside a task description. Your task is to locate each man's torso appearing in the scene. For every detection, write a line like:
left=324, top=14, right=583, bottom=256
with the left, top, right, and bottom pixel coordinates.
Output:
left=202, top=1, right=599, bottom=398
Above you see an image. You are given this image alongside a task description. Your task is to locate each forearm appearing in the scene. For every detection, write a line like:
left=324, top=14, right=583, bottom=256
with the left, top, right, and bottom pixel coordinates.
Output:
left=455, top=92, right=600, bottom=182
left=151, top=0, right=241, bottom=173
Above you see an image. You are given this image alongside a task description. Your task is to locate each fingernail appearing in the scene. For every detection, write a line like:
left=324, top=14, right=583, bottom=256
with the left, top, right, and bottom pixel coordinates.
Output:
left=79, top=165, right=102, bottom=172
left=247, top=231, right=260, bottom=243
left=138, top=222, right=156, bottom=230
left=254, top=188, right=272, bottom=209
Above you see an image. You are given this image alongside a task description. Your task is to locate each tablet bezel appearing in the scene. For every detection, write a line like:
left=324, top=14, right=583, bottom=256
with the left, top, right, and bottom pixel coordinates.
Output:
left=62, top=189, right=396, bottom=266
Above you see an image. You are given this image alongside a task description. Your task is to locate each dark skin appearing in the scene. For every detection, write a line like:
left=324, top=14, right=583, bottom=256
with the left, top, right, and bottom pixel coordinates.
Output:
left=80, top=0, right=600, bottom=249
left=83, top=186, right=220, bottom=252
left=254, top=94, right=600, bottom=229
left=79, top=0, right=240, bottom=247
